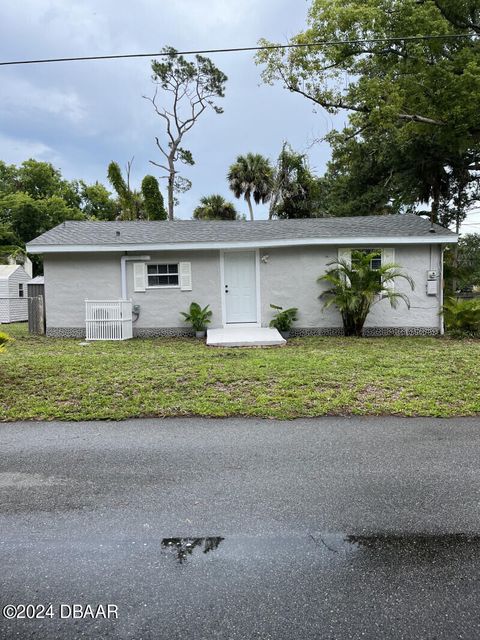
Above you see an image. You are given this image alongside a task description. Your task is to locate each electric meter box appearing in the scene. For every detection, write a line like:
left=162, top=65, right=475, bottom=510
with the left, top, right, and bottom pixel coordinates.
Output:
left=427, top=270, right=439, bottom=280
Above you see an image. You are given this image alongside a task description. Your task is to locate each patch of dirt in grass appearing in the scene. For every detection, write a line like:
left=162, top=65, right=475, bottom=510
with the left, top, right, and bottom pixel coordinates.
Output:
left=209, top=380, right=259, bottom=393
left=356, top=385, right=404, bottom=405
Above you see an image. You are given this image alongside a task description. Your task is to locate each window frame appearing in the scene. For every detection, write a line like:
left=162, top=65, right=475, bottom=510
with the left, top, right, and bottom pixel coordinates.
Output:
left=351, top=248, right=382, bottom=272
left=18, top=283, right=24, bottom=298
left=146, top=263, right=180, bottom=289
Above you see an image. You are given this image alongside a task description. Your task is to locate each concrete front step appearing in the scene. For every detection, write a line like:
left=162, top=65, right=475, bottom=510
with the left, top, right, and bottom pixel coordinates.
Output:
left=206, top=326, right=286, bottom=347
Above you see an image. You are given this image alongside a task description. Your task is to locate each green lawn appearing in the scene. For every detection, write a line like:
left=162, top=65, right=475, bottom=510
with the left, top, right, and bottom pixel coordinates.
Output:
left=1, top=322, right=479, bottom=420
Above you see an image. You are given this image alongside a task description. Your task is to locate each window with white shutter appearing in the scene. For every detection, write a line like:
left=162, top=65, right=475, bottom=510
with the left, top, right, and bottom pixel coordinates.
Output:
left=339, top=248, right=396, bottom=293
left=179, top=262, right=192, bottom=291
left=133, top=262, right=146, bottom=292
left=147, top=263, right=179, bottom=287
left=337, top=248, right=352, bottom=266
left=381, top=248, right=395, bottom=292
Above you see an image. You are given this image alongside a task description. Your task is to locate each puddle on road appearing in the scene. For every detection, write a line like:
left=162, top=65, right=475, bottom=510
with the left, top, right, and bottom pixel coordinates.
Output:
left=161, top=537, right=224, bottom=563
left=347, top=533, right=480, bottom=549
left=159, top=533, right=480, bottom=565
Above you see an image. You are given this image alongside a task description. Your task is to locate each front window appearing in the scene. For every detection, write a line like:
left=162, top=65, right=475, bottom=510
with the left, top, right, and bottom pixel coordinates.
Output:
left=18, top=283, right=24, bottom=298
left=351, top=249, right=382, bottom=286
left=147, top=264, right=179, bottom=287
left=352, top=248, right=382, bottom=271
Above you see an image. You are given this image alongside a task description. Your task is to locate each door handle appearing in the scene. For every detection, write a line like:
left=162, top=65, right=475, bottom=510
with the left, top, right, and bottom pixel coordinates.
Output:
left=225, top=285, right=229, bottom=293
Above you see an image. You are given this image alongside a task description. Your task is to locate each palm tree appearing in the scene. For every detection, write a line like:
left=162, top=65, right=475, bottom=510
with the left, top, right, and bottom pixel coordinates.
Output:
left=193, top=194, right=238, bottom=220
left=318, top=251, right=415, bottom=337
left=107, top=159, right=143, bottom=220
left=227, top=153, right=274, bottom=220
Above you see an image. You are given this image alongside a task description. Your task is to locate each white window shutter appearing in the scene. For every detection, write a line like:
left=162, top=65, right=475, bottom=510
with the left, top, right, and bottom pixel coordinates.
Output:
left=179, top=262, right=192, bottom=291
left=382, top=248, right=395, bottom=265
left=338, top=248, right=352, bottom=266
left=381, top=248, right=396, bottom=292
left=133, top=262, right=146, bottom=292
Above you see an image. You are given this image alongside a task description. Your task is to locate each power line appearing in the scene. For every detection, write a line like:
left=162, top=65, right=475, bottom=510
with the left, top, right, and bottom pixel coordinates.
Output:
left=0, top=34, right=475, bottom=67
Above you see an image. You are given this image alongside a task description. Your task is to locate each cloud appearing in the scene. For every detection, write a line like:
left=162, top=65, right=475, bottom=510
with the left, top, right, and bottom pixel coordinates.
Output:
left=0, top=133, right=61, bottom=166
left=0, top=76, right=86, bottom=125
left=0, top=0, right=335, bottom=218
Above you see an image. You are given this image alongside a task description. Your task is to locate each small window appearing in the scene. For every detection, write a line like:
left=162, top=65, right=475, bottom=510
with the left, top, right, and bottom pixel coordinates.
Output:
left=18, top=283, right=24, bottom=298
left=351, top=249, right=382, bottom=286
left=147, top=263, right=179, bottom=287
left=352, top=249, right=382, bottom=271
left=370, top=253, right=382, bottom=271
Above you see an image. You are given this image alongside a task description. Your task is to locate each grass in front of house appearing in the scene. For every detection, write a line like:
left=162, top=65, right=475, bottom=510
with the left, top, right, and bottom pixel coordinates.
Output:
left=1, top=322, right=479, bottom=420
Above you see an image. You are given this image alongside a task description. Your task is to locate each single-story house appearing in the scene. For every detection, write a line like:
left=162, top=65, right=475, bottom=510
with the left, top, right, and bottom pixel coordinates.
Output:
left=26, top=215, right=457, bottom=338
left=0, top=264, right=31, bottom=323
left=4, top=253, right=33, bottom=278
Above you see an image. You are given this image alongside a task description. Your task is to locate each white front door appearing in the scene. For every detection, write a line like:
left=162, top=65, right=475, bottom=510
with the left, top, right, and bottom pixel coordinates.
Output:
left=224, top=251, right=257, bottom=324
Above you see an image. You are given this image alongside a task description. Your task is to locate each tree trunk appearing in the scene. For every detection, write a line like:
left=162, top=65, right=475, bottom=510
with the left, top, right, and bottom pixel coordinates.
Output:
left=342, top=311, right=366, bottom=337
left=342, top=312, right=356, bottom=336
left=167, top=169, right=175, bottom=221
left=431, top=184, right=440, bottom=226
left=354, top=320, right=365, bottom=337
left=246, top=195, right=254, bottom=221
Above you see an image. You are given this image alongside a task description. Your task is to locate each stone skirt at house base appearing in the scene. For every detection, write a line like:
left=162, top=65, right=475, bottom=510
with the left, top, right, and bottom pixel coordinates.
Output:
left=290, top=327, right=441, bottom=337
left=45, top=327, right=195, bottom=338
left=45, top=326, right=441, bottom=339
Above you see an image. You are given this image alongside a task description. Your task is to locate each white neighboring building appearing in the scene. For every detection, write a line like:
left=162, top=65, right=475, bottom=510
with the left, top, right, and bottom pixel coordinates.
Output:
left=6, top=254, right=33, bottom=278
left=0, top=265, right=31, bottom=323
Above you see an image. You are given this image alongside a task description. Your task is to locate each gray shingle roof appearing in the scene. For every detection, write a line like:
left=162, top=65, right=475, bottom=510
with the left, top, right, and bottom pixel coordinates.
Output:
left=27, top=215, right=455, bottom=249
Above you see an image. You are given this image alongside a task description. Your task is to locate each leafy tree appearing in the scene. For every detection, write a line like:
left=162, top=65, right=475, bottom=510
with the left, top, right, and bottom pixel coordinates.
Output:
left=0, top=192, right=82, bottom=244
left=193, top=194, right=238, bottom=220
left=257, top=0, right=480, bottom=223
left=0, top=222, right=20, bottom=247
left=0, top=161, right=18, bottom=196
left=0, top=193, right=48, bottom=244
left=0, top=222, right=22, bottom=264
left=445, top=233, right=480, bottom=293
left=15, top=159, right=80, bottom=208
left=145, top=46, right=227, bottom=220
left=141, top=175, right=167, bottom=220
left=318, top=250, right=414, bottom=336
left=227, top=153, right=274, bottom=220
left=316, top=133, right=412, bottom=217
left=78, top=181, right=118, bottom=221
left=270, top=143, right=321, bottom=219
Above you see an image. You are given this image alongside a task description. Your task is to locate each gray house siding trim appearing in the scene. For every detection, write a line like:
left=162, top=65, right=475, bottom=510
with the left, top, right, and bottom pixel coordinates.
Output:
left=43, top=244, right=443, bottom=337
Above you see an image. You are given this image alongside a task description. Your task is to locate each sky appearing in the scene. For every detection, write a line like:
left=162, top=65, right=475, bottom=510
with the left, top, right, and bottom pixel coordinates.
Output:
left=1, top=0, right=343, bottom=220
left=2, top=1, right=478, bottom=232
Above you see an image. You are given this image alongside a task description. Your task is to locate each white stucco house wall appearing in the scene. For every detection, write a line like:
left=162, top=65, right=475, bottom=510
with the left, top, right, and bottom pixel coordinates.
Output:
left=26, top=215, right=457, bottom=338
left=0, top=264, right=31, bottom=323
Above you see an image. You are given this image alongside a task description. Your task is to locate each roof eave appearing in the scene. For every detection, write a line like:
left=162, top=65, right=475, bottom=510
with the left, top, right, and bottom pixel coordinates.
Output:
left=26, top=234, right=458, bottom=254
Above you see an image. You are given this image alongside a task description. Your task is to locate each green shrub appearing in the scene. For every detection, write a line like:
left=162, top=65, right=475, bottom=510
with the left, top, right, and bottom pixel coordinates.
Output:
left=443, top=297, right=480, bottom=337
left=319, top=250, right=414, bottom=337
left=0, top=331, right=13, bottom=353
left=180, top=302, right=213, bottom=332
left=269, top=304, right=298, bottom=332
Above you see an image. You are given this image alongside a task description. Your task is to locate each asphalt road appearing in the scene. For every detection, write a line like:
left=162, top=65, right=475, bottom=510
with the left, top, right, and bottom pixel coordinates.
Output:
left=1, top=416, right=480, bottom=639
